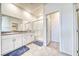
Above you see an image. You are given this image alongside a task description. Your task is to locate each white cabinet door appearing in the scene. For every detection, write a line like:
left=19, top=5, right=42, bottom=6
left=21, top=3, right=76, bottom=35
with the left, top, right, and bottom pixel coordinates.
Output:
left=26, top=33, right=34, bottom=44
left=2, top=34, right=23, bottom=55
left=14, top=34, right=23, bottom=49
left=23, top=33, right=34, bottom=45
left=2, top=36, right=14, bottom=55
left=23, top=34, right=27, bottom=45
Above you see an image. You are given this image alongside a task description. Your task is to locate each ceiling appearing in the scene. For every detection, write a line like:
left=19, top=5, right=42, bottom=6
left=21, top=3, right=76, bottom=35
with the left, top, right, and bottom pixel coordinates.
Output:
left=14, top=3, right=44, bottom=18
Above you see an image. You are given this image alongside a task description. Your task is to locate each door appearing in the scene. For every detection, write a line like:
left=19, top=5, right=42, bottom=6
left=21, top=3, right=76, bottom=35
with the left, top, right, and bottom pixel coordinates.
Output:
left=46, top=11, right=60, bottom=45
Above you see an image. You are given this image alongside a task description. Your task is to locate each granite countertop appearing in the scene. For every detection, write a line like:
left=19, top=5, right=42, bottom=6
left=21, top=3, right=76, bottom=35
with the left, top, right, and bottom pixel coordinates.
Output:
left=1, top=31, right=34, bottom=36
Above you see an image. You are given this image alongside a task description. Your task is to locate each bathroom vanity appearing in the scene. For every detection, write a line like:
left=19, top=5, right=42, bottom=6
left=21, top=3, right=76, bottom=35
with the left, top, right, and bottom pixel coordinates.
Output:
left=1, top=31, right=34, bottom=55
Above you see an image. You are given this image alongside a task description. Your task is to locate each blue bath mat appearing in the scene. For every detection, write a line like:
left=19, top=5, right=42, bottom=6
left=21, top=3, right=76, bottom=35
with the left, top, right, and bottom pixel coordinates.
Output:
left=33, top=41, right=43, bottom=46
left=4, top=45, right=29, bottom=56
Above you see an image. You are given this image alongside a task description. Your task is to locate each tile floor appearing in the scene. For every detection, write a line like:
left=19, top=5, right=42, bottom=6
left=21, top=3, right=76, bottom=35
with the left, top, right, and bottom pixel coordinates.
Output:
left=22, top=42, right=69, bottom=56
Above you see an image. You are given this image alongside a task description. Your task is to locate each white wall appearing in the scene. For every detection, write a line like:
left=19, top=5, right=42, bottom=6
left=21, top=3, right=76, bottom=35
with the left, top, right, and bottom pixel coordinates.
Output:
left=45, top=3, right=74, bottom=55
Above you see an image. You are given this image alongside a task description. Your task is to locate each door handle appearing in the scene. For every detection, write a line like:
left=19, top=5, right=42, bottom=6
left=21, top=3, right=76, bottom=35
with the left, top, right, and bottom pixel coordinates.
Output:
left=77, top=30, right=79, bottom=32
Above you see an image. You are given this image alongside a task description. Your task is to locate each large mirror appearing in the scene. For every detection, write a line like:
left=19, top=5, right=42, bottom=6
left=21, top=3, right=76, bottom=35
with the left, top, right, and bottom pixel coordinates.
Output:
left=1, top=15, right=23, bottom=32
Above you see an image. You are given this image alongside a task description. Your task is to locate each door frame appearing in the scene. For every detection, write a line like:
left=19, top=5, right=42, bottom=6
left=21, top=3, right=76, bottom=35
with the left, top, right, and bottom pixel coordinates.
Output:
left=46, top=10, right=61, bottom=48
left=72, top=4, right=79, bottom=56
left=76, top=8, right=79, bottom=56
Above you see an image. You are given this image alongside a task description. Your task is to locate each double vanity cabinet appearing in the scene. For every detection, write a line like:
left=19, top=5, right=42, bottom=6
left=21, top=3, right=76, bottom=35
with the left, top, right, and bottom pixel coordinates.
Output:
left=1, top=32, right=34, bottom=55
left=1, top=15, right=43, bottom=55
